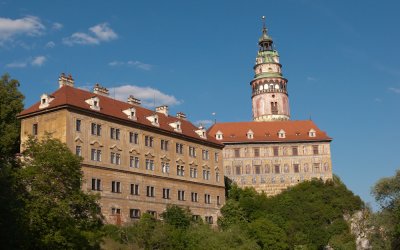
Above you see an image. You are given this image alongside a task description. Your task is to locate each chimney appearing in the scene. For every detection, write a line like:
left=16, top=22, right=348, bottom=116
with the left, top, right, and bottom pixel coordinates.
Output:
left=58, top=73, right=74, bottom=88
left=156, top=105, right=169, bottom=116
left=127, top=95, right=141, bottom=106
left=93, top=83, right=109, bottom=96
left=176, top=112, right=187, bottom=120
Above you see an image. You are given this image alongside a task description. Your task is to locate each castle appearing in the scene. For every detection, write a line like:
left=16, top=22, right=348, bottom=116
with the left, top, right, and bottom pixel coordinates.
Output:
left=18, top=19, right=333, bottom=224
left=208, top=19, right=333, bottom=195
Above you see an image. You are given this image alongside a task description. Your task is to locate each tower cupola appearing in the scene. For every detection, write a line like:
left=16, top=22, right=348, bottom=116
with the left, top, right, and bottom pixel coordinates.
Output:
left=251, top=17, right=290, bottom=122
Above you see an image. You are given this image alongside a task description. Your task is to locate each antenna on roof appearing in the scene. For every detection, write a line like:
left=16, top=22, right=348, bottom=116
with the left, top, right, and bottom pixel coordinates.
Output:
left=309, top=114, right=312, bottom=121
left=212, top=112, right=216, bottom=124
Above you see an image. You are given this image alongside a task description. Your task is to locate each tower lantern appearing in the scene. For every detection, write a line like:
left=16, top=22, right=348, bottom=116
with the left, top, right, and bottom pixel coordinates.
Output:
left=251, top=17, right=290, bottom=121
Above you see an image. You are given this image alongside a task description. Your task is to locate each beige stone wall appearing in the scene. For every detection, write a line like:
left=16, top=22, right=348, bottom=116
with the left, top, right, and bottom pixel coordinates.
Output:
left=223, top=142, right=332, bottom=195
left=20, top=109, right=68, bottom=150
left=20, top=108, right=224, bottom=224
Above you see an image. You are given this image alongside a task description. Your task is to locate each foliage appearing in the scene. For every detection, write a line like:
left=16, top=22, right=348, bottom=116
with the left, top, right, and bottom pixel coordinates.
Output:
left=371, top=169, right=400, bottom=249
left=0, top=73, right=24, bottom=161
left=161, top=204, right=193, bottom=229
left=17, top=135, right=104, bottom=249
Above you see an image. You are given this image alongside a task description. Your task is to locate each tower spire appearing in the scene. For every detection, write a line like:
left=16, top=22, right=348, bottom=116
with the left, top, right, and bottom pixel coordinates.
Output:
left=250, top=19, right=290, bottom=122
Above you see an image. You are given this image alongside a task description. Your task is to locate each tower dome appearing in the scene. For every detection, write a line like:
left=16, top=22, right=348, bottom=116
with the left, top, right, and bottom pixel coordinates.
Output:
left=251, top=17, right=290, bottom=121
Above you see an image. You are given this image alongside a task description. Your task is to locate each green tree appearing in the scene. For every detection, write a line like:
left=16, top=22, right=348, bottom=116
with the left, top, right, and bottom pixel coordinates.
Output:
left=0, top=73, right=24, bottom=161
left=161, top=204, right=193, bottom=229
left=371, top=169, right=400, bottom=249
left=19, top=135, right=103, bottom=249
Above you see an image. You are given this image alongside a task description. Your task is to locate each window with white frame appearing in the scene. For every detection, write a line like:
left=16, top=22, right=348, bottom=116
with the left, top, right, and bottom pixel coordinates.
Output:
left=145, top=159, right=154, bottom=170
left=91, top=178, right=101, bottom=191
left=163, top=188, right=170, bottom=199
left=130, top=156, right=139, bottom=168
left=91, top=149, right=102, bottom=161
left=177, top=165, right=184, bottom=176
left=162, top=162, right=170, bottom=173
left=129, top=132, right=139, bottom=144
left=111, top=181, right=121, bottom=193
left=130, top=184, right=139, bottom=195
left=190, top=167, right=198, bottom=178
left=191, top=192, right=198, bottom=202
left=178, top=190, right=185, bottom=201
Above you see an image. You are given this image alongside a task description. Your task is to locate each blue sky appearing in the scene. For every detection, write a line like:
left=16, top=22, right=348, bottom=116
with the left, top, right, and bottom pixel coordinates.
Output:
left=1, top=0, right=400, bottom=208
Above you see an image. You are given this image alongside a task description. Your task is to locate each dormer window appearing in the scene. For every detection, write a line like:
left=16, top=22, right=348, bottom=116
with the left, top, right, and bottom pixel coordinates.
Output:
left=85, top=96, right=100, bottom=111
left=278, top=129, right=286, bottom=138
left=146, top=114, right=159, bottom=127
left=216, top=131, right=223, bottom=140
left=39, top=94, right=54, bottom=109
left=195, top=126, right=207, bottom=139
left=308, top=129, right=316, bottom=137
left=246, top=129, right=254, bottom=139
left=123, top=107, right=137, bottom=121
left=169, top=121, right=182, bottom=132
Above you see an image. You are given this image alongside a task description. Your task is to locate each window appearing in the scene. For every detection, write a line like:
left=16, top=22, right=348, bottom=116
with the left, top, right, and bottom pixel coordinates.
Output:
left=235, top=166, right=241, bottom=175
left=111, top=208, right=121, bottom=215
left=271, top=102, right=278, bottom=114
left=273, top=146, right=279, bottom=156
left=254, top=148, right=260, bottom=157
left=190, top=167, right=197, bottom=178
left=130, top=156, right=139, bottom=168
left=274, top=165, right=280, bottom=174
left=313, top=163, right=320, bottom=173
left=216, top=172, right=220, bottom=182
left=145, top=159, right=154, bottom=171
left=292, top=146, right=298, bottom=156
left=91, top=178, right=101, bottom=191
left=32, top=123, right=38, bottom=135
left=146, top=186, right=155, bottom=197
left=91, top=149, right=101, bottom=161
left=215, top=152, right=219, bottom=162
left=203, top=170, right=210, bottom=180
left=189, top=146, right=196, bottom=157
left=130, top=209, right=141, bottom=219
left=91, top=123, right=101, bottom=136
left=204, top=194, right=211, bottom=204
left=205, top=216, right=213, bottom=224
left=162, top=162, right=170, bottom=173
left=110, top=128, right=120, bottom=140
left=255, top=165, right=261, bottom=174
left=178, top=190, right=185, bottom=201
left=75, top=146, right=82, bottom=156
left=313, top=145, right=319, bottom=155
left=111, top=152, right=121, bottom=165
left=202, top=150, right=209, bottom=160
left=177, top=165, right=185, bottom=176
left=111, top=181, right=121, bottom=193
left=129, top=132, right=139, bottom=144
left=163, top=188, right=170, bottom=199
left=147, top=210, right=157, bottom=218
left=76, top=119, right=81, bottom=132
left=130, top=184, right=139, bottom=195
left=234, top=149, right=240, bottom=158
left=191, top=192, right=198, bottom=202
left=176, top=143, right=183, bottom=154
left=217, top=196, right=221, bottom=205
left=161, top=139, right=169, bottom=151
left=145, top=136, right=154, bottom=147
left=293, top=164, right=300, bottom=173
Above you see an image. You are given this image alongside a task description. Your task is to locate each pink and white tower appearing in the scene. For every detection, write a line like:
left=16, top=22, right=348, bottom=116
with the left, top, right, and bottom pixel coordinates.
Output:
left=251, top=17, right=290, bottom=121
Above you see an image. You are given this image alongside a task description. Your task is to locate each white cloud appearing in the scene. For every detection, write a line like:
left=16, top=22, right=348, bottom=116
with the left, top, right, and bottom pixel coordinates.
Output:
left=388, top=87, right=400, bottom=94
left=6, top=55, right=46, bottom=68
left=31, top=56, right=46, bottom=66
left=0, top=16, right=45, bottom=43
left=194, top=119, right=214, bottom=127
left=52, top=22, right=63, bottom=30
left=45, top=41, right=55, bottom=48
left=109, top=60, right=153, bottom=71
left=89, top=23, right=117, bottom=41
left=5, top=61, right=27, bottom=68
left=109, top=84, right=181, bottom=108
left=63, top=22, right=117, bottom=46
left=306, top=76, right=317, bottom=82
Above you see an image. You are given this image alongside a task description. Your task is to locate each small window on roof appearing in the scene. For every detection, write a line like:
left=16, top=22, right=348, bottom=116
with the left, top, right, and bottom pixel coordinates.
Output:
left=85, top=96, right=100, bottom=111
left=123, top=107, right=137, bottom=121
left=308, top=129, right=316, bottom=137
left=39, top=94, right=54, bottom=109
left=247, top=129, right=254, bottom=139
left=278, top=129, right=286, bottom=138
left=216, top=131, right=223, bottom=140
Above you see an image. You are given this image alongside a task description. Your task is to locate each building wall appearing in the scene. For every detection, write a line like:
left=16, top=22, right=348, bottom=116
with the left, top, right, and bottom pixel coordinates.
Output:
left=20, top=109, right=224, bottom=224
left=222, top=141, right=332, bottom=195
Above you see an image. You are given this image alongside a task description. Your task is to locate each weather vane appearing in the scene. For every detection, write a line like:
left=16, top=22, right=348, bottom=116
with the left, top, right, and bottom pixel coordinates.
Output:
left=262, top=16, right=266, bottom=29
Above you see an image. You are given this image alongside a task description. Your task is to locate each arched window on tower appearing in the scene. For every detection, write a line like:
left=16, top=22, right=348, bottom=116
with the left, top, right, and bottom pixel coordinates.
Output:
left=271, top=102, right=278, bottom=114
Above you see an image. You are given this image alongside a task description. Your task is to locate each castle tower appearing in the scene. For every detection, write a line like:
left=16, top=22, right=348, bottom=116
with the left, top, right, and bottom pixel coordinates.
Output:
left=251, top=17, right=290, bottom=121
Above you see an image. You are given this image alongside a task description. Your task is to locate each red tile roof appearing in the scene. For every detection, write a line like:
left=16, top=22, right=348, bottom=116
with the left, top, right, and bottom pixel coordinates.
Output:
left=19, top=85, right=223, bottom=146
left=207, top=120, right=332, bottom=143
